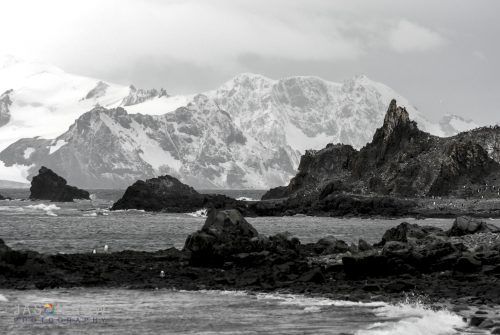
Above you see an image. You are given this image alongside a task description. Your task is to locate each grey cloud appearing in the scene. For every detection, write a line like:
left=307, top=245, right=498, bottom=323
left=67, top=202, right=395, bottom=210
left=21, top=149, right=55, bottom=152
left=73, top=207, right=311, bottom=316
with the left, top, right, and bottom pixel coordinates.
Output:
left=0, top=0, right=498, bottom=124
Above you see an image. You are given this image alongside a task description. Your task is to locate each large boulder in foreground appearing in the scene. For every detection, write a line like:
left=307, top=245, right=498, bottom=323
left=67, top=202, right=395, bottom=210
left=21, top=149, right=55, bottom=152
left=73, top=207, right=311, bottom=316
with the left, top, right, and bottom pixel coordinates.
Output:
left=447, top=216, right=500, bottom=236
left=184, top=209, right=259, bottom=265
left=30, top=167, right=90, bottom=202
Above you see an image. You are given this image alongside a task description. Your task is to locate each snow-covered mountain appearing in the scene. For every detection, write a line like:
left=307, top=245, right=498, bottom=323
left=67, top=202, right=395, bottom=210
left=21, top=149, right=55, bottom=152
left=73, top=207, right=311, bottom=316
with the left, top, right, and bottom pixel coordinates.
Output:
left=0, top=55, right=186, bottom=151
left=0, top=55, right=483, bottom=188
left=0, top=99, right=298, bottom=188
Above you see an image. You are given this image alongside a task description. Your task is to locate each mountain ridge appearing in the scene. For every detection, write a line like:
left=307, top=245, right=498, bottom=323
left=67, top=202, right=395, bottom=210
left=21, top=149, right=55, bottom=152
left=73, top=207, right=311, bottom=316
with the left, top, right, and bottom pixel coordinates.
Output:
left=0, top=56, right=482, bottom=188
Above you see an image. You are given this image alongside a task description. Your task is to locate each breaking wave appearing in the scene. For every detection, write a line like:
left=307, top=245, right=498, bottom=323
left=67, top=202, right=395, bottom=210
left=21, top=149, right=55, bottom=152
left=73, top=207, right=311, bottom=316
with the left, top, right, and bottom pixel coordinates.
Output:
left=25, top=203, right=60, bottom=216
left=355, top=302, right=467, bottom=335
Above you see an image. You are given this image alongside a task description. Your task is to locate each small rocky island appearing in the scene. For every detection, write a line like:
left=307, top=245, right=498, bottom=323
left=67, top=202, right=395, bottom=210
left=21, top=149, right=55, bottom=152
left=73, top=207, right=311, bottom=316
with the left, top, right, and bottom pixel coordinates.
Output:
left=0, top=210, right=499, bottom=330
left=111, top=174, right=245, bottom=212
left=29, top=166, right=90, bottom=202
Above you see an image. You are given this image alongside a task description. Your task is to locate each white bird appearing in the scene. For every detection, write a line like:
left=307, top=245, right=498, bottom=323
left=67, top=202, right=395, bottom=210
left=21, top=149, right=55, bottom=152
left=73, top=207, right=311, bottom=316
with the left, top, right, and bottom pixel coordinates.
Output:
left=160, top=270, right=165, bottom=278
left=104, top=245, right=109, bottom=252
left=92, top=249, right=96, bottom=254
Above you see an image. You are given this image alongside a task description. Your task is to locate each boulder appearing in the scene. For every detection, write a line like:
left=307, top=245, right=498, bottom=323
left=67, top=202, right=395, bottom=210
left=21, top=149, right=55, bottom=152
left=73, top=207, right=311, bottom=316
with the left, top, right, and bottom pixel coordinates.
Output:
left=29, top=166, right=90, bottom=202
left=380, top=222, right=442, bottom=244
left=358, top=239, right=373, bottom=252
left=0, top=238, right=28, bottom=266
left=184, top=209, right=259, bottom=265
left=447, top=217, right=500, bottom=236
left=313, top=236, right=349, bottom=254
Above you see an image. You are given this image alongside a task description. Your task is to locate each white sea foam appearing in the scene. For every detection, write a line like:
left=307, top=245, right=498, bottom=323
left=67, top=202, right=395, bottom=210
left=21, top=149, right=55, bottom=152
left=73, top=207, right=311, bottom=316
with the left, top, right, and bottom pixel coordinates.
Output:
left=0, top=205, right=25, bottom=212
left=112, top=209, right=146, bottom=213
left=0, top=294, right=8, bottom=302
left=356, top=302, right=467, bottom=335
left=186, top=208, right=208, bottom=218
left=236, top=197, right=257, bottom=201
left=256, top=293, right=386, bottom=308
left=25, top=203, right=60, bottom=216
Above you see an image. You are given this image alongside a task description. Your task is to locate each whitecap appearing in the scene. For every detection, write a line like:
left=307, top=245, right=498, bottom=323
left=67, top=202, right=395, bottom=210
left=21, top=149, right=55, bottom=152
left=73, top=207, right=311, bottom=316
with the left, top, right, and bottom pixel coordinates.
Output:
left=0, top=294, right=8, bottom=302
left=355, top=302, right=467, bottom=335
left=25, top=203, right=60, bottom=216
left=255, top=293, right=386, bottom=308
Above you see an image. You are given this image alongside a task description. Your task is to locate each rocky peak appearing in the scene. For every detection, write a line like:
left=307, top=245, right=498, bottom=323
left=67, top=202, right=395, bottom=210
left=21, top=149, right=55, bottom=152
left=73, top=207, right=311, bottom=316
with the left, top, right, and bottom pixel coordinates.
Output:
left=84, top=81, right=109, bottom=100
left=381, top=100, right=412, bottom=139
left=367, top=99, right=422, bottom=162
left=121, top=86, right=169, bottom=106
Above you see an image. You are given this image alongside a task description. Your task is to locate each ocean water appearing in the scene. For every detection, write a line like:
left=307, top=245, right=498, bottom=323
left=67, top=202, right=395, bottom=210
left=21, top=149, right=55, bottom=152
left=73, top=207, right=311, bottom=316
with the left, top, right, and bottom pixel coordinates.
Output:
left=0, top=289, right=470, bottom=335
left=0, top=189, right=494, bottom=334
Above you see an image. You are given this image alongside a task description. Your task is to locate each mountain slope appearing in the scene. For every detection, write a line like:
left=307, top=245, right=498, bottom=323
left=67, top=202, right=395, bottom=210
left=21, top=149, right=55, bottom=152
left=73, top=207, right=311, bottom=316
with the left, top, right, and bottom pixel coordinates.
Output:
left=262, top=100, right=500, bottom=200
left=0, top=55, right=185, bottom=151
left=0, top=56, right=484, bottom=188
left=0, top=96, right=298, bottom=189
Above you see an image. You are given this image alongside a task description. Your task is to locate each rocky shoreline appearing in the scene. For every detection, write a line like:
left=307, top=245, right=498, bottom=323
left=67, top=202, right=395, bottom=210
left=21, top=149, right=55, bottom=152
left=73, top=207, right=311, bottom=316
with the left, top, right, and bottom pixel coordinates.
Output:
left=1, top=211, right=500, bottom=331
left=106, top=168, right=500, bottom=218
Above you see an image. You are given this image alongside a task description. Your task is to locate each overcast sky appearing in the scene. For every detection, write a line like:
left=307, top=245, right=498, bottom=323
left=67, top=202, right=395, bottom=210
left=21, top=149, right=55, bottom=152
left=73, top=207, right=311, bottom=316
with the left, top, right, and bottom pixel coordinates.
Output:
left=1, top=0, right=499, bottom=123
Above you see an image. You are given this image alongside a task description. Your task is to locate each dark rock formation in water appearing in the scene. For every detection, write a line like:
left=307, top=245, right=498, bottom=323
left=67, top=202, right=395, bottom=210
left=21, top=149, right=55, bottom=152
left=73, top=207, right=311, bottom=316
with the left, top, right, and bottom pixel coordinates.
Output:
left=112, top=175, right=204, bottom=212
left=111, top=174, right=248, bottom=213
left=29, top=166, right=90, bottom=202
left=262, top=99, right=500, bottom=202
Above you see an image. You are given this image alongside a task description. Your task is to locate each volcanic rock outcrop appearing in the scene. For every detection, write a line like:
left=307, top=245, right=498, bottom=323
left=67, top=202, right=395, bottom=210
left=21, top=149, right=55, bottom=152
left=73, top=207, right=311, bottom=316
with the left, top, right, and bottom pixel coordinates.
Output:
left=447, top=216, right=500, bottom=236
left=111, top=174, right=246, bottom=213
left=29, top=166, right=90, bottom=202
left=263, top=100, right=500, bottom=201
left=184, top=209, right=259, bottom=265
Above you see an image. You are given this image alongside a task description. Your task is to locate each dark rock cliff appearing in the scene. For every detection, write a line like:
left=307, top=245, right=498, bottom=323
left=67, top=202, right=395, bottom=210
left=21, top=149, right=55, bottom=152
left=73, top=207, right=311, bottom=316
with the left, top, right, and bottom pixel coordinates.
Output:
left=263, top=99, right=500, bottom=200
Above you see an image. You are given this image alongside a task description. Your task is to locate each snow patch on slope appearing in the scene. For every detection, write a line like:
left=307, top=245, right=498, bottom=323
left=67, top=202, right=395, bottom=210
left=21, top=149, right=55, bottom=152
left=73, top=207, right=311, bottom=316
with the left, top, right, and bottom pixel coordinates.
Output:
left=48, top=139, right=67, bottom=154
left=285, top=122, right=332, bottom=152
left=0, top=162, right=32, bottom=183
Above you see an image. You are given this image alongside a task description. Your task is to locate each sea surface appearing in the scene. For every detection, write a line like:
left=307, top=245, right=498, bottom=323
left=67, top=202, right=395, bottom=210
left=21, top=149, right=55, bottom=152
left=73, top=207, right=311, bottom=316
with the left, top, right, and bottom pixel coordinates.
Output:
left=0, top=188, right=495, bottom=334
